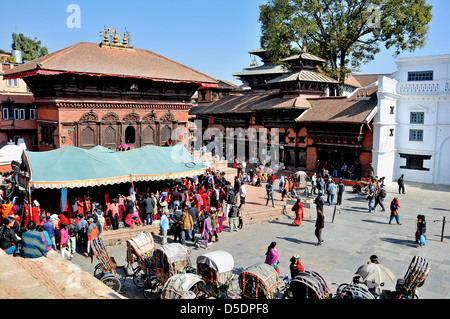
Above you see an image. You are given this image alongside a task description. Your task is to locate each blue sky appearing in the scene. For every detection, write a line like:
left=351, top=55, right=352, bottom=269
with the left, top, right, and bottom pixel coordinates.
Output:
left=1, top=0, right=449, bottom=85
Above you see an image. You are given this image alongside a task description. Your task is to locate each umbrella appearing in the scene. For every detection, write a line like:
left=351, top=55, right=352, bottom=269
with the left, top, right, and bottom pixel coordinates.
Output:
left=355, top=263, right=395, bottom=285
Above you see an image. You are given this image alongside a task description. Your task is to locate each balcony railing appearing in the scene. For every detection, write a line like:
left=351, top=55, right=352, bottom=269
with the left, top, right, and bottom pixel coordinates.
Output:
left=397, top=81, right=450, bottom=94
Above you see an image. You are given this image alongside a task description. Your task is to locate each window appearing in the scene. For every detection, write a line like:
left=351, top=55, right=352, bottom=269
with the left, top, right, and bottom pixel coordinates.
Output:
left=2, top=108, right=9, bottom=120
left=400, top=153, right=431, bottom=171
left=409, top=129, right=423, bottom=142
left=13, top=109, right=25, bottom=120
left=410, top=112, right=424, bottom=124
left=390, top=106, right=395, bottom=114
left=408, top=71, right=433, bottom=81
left=32, top=135, right=38, bottom=147
left=29, top=109, right=37, bottom=120
left=41, top=125, right=55, bottom=146
left=6, top=79, right=18, bottom=87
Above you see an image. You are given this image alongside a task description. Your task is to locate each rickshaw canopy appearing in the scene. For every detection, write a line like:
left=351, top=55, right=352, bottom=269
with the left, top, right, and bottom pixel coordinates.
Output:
left=196, top=250, right=234, bottom=274
left=161, top=273, right=205, bottom=299
left=239, top=263, right=279, bottom=299
left=156, top=243, right=189, bottom=264
left=127, top=231, right=155, bottom=257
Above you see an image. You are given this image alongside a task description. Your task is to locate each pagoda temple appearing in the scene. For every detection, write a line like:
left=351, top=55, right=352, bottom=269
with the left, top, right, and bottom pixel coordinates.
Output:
left=3, top=28, right=218, bottom=151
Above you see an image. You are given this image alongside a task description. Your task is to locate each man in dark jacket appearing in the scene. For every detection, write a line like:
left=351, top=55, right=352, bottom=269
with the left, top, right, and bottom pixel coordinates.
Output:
left=0, top=216, right=20, bottom=254
left=228, top=202, right=239, bottom=232
left=397, top=174, right=405, bottom=194
left=336, top=179, right=345, bottom=206
left=314, top=193, right=325, bottom=246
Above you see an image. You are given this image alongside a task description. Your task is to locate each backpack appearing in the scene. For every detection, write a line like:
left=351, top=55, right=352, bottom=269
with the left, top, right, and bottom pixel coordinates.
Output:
left=380, top=189, right=386, bottom=199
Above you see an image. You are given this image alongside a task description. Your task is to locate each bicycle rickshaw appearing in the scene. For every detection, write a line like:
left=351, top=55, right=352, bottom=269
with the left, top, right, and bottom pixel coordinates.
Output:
left=126, top=231, right=156, bottom=288
left=283, top=270, right=331, bottom=299
left=91, top=237, right=129, bottom=292
left=333, top=283, right=375, bottom=299
left=143, top=243, right=194, bottom=299
left=161, top=273, right=207, bottom=299
left=196, top=250, right=235, bottom=298
left=393, top=256, right=430, bottom=299
left=238, top=263, right=280, bottom=299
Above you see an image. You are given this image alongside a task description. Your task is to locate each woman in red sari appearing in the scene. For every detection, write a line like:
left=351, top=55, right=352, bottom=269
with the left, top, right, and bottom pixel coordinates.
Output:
left=77, top=197, right=84, bottom=217
left=292, top=198, right=304, bottom=226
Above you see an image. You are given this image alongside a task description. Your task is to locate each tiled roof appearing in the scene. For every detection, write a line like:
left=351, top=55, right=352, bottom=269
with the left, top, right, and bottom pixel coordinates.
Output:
left=189, top=92, right=312, bottom=116
left=3, top=42, right=217, bottom=85
left=296, top=86, right=378, bottom=124
left=267, top=70, right=339, bottom=84
left=281, top=53, right=327, bottom=63
left=233, top=64, right=288, bottom=77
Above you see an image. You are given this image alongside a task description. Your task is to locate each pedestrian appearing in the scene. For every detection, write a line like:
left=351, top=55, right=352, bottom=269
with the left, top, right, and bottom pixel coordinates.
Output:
left=66, top=218, right=77, bottom=257
left=311, top=173, right=317, bottom=195
left=374, top=185, right=386, bottom=211
left=76, top=214, right=88, bottom=253
left=415, top=215, right=426, bottom=247
left=317, top=177, right=325, bottom=196
left=180, top=209, right=196, bottom=246
left=197, top=211, right=213, bottom=249
left=87, top=217, right=99, bottom=259
left=238, top=182, right=247, bottom=210
left=397, top=174, right=405, bottom=194
left=389, top=197, right=402, bottom=225
left=265, top=181, right=275, bottom=207
left=35, top=225, right=52, bottom=252
left=264, top=241, right=280, bottom=275
left=367, top=187, right=376, bottom=213
left=314, top=193, right=325, bottom=246
left=59, top=222, right=70, bottom=259
left=160, top=209, right=170, bottom=245
left=228, top=202, right=239, bottom=232
left=43, top=215, right=56, bottom=250
left=210, top=207, right=219, bottom=242
left=217, top=203, right=224, bottom=233
left=289, top=254, right=304, bottom=278
left=292, top=198, right=304, bottom=226
left=336, top=179, right=345, bottom=206
left=107, top=198, right=120, bottom=230
left=327, top=179, right=336, bottom=205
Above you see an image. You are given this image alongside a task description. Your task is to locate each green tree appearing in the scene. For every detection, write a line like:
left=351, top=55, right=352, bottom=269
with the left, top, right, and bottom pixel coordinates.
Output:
left=11, top=33, right=48, bottom=62
left=259, top=0, right=432, bottom=95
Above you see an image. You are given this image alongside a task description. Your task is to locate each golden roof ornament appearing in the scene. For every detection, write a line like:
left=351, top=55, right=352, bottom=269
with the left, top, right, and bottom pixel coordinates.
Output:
left=100, top=26, right=133, bottom=50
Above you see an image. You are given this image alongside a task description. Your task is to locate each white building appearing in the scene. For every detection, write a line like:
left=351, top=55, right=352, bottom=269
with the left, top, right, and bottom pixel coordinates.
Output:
left=373, top=54, right=450, bottom=185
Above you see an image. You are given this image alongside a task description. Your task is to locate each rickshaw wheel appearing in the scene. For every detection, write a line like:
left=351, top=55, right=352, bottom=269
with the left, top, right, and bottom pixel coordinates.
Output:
left=93, top=263, right=103, bottom=279
left=143, top=275, right=162, bottom=299
left=132, top=267, right=146, bottom=288
left=100, top=274, right=122, bottom=292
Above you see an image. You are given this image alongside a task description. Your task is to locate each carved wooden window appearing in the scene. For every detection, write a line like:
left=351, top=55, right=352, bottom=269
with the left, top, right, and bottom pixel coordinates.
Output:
left=161, top=125, right=171, bottom=145
left=40, top=125, right=55, bottom=146
left=142, top=126, right=155, bottom=145
left=82, top=126, right=95, bottom=146
left=104, top=126, right=116, bottom=146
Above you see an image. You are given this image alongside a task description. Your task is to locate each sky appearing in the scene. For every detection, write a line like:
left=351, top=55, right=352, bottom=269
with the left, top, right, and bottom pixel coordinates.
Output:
left=1, top=0, right=449, bottom=85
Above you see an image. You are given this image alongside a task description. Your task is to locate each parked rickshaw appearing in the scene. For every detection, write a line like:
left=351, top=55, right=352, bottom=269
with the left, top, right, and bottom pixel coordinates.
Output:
left=393, top=256, right=430, bottom=299
left=91, top=237, right=128, bottom=292
left=126, top=231, right=156, bottom=288
left=333, top=283, right=375, bottom=299
left=283, top=270, right=331, bottom=299
left=196, top=250, right=235, bottom=298
left=143, top=243, right=195, bottom=299
left=238, top=263, right=280, bottom=299
left=161, top=273, right=207, bottom=299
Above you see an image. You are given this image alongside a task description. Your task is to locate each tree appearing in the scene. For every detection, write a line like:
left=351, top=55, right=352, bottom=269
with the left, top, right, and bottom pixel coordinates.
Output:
left=11, top=33, right=48, bottom=62
left=259, top=0, right=432, bottom=95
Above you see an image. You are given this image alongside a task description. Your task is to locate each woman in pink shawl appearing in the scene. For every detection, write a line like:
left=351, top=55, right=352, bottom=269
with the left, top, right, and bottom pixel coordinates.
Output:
left=264, top=241, right=280, bottom=275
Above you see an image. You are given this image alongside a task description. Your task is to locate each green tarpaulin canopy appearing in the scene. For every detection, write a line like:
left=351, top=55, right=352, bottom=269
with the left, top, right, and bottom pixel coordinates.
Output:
left=22, top=144, right=205, bottom=189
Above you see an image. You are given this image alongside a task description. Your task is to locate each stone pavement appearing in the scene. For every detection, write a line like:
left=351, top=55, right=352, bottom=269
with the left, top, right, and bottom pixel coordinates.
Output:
left=1, top=179, right=449, bottom=299
left=72, top=180, right=450, bottom=299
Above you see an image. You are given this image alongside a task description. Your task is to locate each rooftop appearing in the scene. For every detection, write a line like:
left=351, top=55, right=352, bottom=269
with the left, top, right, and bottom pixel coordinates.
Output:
left=3, top=42, right=218, bottom=86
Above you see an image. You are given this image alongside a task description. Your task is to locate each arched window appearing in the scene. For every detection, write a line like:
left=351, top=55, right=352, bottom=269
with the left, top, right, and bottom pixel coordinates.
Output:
left=125, top=126, right=136, bottom=144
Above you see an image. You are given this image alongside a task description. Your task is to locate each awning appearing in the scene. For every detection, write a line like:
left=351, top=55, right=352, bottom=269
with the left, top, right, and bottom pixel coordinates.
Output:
left=23, top=143, right=206, bottom=189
